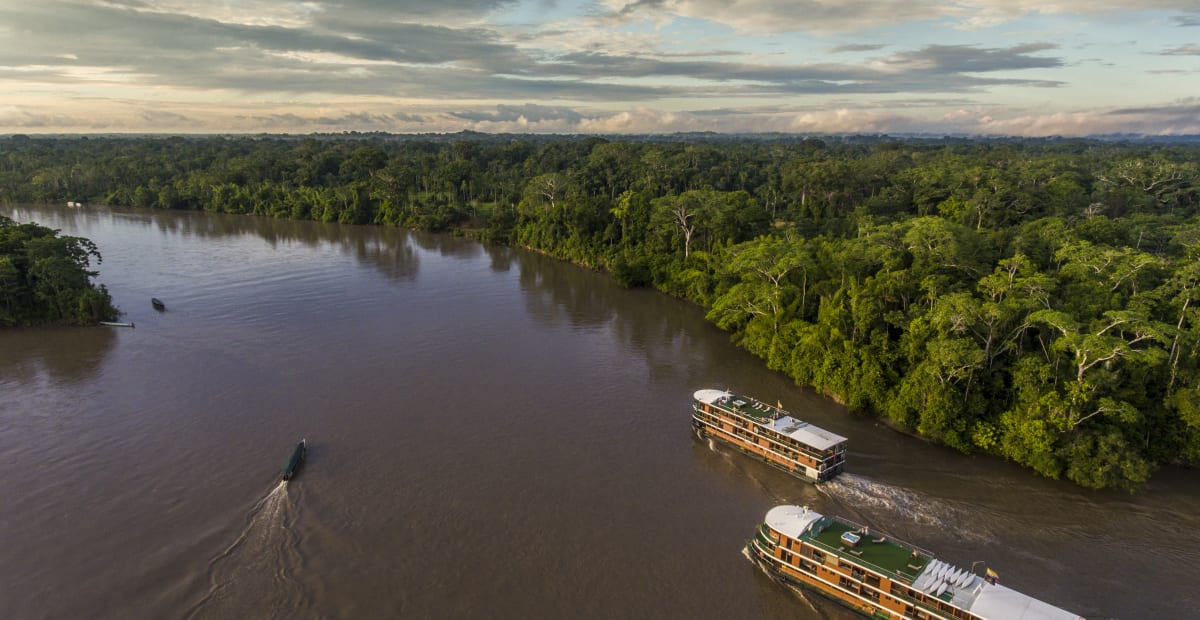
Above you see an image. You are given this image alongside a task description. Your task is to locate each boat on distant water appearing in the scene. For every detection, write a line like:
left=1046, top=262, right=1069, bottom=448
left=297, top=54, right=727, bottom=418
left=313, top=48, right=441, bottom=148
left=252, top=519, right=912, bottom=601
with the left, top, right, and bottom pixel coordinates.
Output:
left=99, top=321, right=134, bottom=328
left=746, top=505, right=1085, bottom=620
left=66, top=201, right=82, bottom=208
left=281, top=439, right=306, bottom=481
left=151, top=297, right=165, bottom=311
left=692, top=389, right=847, bottom=482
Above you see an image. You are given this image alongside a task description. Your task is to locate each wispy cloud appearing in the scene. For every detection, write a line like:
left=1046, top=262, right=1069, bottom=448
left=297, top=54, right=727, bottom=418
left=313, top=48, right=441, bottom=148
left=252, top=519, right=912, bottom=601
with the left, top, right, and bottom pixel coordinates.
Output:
left=1170, top=10, right=1200, bottom=26
left=1159, top=44, right=1200, bottom=55
left=832, top=44, right=888, bottom=53
left=598, top=0, right=1200, bottom=34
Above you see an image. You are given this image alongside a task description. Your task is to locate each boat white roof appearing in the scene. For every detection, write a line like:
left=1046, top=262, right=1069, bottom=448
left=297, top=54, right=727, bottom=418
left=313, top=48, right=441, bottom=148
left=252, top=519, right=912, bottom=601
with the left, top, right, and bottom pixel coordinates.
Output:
left=767, top=416, right=847, bottom=451
left=693, top=389, right=729, bottom=404
left=692, top=389, right=847, bottom=450
left=968, top=583, right=1083, bottom=620
left=765, top=505, right=823, bottom=540
left=912, top=562, right=1082, bottom=620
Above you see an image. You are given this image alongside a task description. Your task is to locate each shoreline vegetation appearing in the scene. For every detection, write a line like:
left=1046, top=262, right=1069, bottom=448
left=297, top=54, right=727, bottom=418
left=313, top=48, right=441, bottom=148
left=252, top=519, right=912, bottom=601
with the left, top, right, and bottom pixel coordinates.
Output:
left=2, top=133, right=1198, bottom=490
left=0, top=215, right=119, bottom=327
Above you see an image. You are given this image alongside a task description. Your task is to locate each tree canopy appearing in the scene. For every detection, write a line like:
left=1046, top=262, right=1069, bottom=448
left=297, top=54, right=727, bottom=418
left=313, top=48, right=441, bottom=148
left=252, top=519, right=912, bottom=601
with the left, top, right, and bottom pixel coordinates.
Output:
left=0, top=215, right=119, bottom=326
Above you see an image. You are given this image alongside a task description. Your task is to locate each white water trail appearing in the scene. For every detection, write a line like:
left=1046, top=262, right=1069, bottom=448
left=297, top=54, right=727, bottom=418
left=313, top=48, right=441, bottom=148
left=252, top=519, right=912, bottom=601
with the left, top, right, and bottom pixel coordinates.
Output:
left=820, top=473, right=952, bottom=530
left=742, top=546, right=826, bottom=617
left=186, top=481, right=305, bottom=619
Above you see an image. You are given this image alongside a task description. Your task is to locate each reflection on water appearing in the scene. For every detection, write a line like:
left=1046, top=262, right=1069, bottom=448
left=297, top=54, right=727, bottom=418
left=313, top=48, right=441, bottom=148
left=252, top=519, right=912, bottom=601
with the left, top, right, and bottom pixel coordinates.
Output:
left=518, top=251, right=618, bottom=329
left=0, top=327, right=117, bottom=385
left=409, top=228, right=485, bottom=260
left=6, top=206, right=421, bottom=285
left=486, top=245, right=515, bottom=274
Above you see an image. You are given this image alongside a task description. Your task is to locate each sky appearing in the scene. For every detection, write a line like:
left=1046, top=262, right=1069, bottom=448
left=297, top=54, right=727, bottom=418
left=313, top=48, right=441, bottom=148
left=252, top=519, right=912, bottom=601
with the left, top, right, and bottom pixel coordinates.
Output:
left=0, top=0, right=1198, bottom=136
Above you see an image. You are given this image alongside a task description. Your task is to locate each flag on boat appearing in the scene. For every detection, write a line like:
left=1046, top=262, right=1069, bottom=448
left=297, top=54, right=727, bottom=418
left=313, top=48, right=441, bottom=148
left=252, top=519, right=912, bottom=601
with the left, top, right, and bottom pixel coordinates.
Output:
left=985, top=568, right=1000, bottom=584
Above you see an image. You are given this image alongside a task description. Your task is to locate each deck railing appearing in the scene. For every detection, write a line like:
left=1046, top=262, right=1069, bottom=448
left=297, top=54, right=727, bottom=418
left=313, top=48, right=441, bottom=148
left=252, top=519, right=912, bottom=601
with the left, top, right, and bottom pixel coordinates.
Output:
left=753, top=533, right=964, bottom=620
left=694, top=402, right=845, bottom=462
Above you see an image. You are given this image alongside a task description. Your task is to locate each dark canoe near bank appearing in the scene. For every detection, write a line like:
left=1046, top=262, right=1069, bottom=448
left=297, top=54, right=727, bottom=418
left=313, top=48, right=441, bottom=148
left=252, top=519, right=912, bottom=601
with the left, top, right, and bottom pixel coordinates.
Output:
left=151, top=298, right=165, bottom=311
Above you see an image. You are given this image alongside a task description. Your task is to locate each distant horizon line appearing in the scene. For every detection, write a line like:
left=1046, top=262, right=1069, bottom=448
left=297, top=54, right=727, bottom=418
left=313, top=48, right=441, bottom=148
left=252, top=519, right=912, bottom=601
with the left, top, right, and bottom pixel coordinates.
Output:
left=4, top=130, right=1200, bottom=142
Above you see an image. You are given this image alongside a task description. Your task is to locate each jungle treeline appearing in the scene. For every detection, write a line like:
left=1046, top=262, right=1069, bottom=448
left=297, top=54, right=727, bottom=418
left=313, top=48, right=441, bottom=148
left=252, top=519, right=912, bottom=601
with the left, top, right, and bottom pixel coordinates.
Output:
left=2, top=133, right=1198, bottom=490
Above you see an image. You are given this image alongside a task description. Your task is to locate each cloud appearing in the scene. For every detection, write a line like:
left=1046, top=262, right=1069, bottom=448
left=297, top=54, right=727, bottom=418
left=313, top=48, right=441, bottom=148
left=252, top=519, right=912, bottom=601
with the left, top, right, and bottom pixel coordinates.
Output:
left=1109, top=98, right=1200, bottom=118
left=0, top=107, right=103, bottom=129
left=1171, top=10, right=1200, bottom=26
left=598, top=0, right=941, bottom=33
left=599, top=0, right=1200, bottom=33
left=101, top=0, right=520, bottom=28
left=832, top=44, right=888, bottom=53
left=391, top=112, right=430, bottom=123
left=958, top=99, right=1200, bottom=136
left=0, top=1, right=1067, bottom=107
left=880, top=43, right=1061, bottom=73
left=139, top=110, right=203, bottom=127
left=227, top=111, right=421, bottom=131
left=449, top=104, right=584, bottom=123
left=1159, top=44, right=1200, bottom=55
left=0, top=3, right=533, bottom=88
left=786, top=108, right=915, bottom=133
left=313, top=112, right=399, bottom=127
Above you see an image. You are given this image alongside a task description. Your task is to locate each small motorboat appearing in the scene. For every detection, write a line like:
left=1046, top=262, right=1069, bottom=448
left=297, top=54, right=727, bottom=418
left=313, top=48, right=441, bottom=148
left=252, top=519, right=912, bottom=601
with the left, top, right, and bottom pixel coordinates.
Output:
left=151, top=297, right=165, bottom=311
left=281, top=439, right=307, bottom=481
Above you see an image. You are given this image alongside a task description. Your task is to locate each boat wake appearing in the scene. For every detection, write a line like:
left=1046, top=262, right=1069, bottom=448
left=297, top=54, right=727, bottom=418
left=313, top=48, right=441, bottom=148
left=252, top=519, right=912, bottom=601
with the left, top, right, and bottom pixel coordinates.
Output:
left=185, top=482, right=306, bottom=619
left=819, top=473, right=975, bottom=537
left=742, top=546, right=827, bottom=617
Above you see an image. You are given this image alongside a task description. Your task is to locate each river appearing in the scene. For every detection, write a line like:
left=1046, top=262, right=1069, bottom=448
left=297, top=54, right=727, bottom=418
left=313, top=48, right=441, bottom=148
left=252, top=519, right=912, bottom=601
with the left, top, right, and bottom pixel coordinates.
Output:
left=1, top=205, right=1197, bottom=619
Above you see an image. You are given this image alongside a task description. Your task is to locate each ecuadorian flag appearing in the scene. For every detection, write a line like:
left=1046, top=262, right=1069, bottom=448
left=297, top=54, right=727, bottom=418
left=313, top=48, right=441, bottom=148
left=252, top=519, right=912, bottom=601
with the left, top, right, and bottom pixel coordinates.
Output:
left=986, top=568, right=1000, bottom=584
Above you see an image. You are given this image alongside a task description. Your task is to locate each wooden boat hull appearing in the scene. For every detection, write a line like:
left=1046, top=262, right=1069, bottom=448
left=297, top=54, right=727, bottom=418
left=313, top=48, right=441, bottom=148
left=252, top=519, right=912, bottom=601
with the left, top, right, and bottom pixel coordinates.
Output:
left=282, top=439, right=306, bottom=481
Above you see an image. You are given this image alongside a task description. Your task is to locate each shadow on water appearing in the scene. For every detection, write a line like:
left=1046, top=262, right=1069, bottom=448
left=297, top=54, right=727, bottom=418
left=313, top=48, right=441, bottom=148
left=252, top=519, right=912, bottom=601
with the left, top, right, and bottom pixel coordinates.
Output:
left=185, top=481, right=306, bottom=620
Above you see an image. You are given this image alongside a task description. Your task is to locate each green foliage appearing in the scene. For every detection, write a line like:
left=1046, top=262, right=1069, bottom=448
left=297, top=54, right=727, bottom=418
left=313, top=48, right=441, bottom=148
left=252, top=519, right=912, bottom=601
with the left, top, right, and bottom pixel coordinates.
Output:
left=0, top=216, right=119, bottom=326
left=1059, top=430, right=1151, bottom=491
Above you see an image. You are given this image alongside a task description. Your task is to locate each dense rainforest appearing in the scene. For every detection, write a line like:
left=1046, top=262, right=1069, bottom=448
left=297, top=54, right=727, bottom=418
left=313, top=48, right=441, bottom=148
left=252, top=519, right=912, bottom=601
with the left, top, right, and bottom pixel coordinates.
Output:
left=0, top=214, right=119, bottom=326
left=2, top=133, right=1198, bottom=490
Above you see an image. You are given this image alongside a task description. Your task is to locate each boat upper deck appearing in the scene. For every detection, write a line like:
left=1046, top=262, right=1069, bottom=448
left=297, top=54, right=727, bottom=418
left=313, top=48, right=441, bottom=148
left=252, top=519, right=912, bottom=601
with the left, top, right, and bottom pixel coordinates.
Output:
left=764, top=506, right=1084, bottom=620
left=693, top=389, right=847, bottom=451
left=766, top=505, right=931, bottom=584
left=807, top=515, right=932, bottom=584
